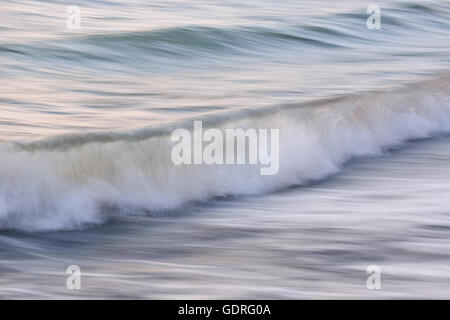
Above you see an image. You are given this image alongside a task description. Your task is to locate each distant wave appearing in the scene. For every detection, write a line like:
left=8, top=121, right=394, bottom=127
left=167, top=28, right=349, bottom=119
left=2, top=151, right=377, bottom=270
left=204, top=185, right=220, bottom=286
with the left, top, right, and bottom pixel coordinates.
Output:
left=0, top=76, right=449, bottom=231
left=0, top=25, right=347, bottom=63
left=1, top=1, right=448, bottom=65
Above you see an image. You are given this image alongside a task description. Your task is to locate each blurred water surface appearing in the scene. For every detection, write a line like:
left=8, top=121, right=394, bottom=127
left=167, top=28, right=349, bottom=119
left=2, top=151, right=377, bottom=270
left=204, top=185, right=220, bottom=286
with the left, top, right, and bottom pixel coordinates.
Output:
left=1, top=0, right=450, bottom=298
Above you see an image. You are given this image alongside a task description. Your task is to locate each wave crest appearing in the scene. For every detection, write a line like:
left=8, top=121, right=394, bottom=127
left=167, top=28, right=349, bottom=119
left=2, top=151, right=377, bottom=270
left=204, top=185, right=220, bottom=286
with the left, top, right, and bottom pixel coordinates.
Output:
left=1, top=77, right=450, bottom=231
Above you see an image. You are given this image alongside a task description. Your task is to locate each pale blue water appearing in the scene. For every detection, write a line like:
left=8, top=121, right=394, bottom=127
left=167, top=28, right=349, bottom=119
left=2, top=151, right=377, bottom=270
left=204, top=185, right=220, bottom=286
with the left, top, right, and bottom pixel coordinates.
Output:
left=0, top=0, right=450, bottom=298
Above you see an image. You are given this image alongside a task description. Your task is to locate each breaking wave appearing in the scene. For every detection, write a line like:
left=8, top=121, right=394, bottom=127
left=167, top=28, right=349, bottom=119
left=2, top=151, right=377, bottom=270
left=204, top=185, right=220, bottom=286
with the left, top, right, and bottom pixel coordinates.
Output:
left=1, top=76, right=450, bottom=231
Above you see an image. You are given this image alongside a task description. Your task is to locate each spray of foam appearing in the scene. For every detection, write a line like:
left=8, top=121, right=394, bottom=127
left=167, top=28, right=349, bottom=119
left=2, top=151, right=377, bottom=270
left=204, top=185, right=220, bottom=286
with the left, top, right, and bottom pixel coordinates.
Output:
left=1, top=77, right=449, bottom=231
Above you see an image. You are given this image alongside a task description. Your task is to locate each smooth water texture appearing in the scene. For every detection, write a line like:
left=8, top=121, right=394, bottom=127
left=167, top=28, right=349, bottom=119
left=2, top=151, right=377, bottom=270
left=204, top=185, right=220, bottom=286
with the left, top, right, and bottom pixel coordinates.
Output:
left=0, top=0, right=450, bottom=298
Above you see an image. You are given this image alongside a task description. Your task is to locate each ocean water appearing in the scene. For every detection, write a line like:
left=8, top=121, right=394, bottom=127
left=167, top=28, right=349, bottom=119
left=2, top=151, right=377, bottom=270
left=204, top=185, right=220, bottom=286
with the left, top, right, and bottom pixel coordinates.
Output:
left=1, top=0, right=450, bottom=298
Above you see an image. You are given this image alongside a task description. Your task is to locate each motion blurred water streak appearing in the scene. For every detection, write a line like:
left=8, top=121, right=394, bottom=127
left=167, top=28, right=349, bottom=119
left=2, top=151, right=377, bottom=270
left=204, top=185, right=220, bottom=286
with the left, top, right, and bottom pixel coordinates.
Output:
left=0, top=0, right=450, bottom=299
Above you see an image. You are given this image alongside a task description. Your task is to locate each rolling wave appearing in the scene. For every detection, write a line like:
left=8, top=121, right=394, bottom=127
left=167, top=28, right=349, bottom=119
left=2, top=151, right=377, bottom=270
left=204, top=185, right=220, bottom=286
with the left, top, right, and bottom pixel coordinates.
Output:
left=1, top=25, right=347, bottom=63
left=2, top=1, right=448, bottom=68
left=1, top=76, right=449, bottom=231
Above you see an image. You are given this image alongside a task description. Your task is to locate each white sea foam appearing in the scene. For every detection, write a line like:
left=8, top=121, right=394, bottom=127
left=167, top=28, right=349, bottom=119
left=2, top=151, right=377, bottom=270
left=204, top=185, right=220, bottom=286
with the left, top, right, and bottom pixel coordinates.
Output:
left=1, top=77, right=449, bottom=231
